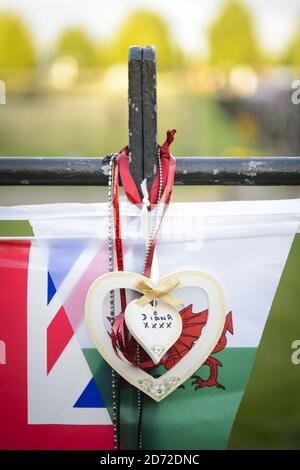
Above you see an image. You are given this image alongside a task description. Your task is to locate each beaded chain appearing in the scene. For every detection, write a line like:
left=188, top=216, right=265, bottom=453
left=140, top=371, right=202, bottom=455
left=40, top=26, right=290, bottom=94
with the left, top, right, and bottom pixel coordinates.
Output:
left=106, top=153, right=120, bottom=450
left=137, top=145, right=163, bottom=449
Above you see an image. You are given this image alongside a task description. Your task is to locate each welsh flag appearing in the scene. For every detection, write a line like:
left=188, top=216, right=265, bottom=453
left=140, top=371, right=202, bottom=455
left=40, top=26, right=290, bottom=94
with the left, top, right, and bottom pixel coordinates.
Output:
left=0, top=199, right=299, bottom=450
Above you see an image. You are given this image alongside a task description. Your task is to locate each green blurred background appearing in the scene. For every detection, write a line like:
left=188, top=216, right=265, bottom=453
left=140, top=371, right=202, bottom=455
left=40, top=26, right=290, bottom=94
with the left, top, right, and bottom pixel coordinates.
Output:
left=0, top=0, right=300, bottom=449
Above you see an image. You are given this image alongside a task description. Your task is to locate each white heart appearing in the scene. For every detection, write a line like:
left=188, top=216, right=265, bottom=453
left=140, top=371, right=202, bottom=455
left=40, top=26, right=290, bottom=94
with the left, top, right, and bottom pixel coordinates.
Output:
left=85, top=270, right=226, bottom=402
left=124, top=301, right=183, bottom=364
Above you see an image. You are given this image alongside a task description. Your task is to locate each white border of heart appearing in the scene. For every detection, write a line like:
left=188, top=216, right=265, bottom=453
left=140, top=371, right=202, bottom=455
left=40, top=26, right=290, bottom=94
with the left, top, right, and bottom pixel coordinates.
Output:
left=85, top=270, right=226, bottom=402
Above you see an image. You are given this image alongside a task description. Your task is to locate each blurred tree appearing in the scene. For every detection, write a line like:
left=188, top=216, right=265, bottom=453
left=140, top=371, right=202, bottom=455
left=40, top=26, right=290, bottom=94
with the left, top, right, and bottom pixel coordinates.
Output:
left=208, top=1, right=260, bottom=67
left=0, top=13, right=35, bottom=70
left=56, top=28, right=96, bottom=67
left=284, top=29, right=300, bottom=66
left=95, top=42, right=117, bottom=68
left=110, top=9, right=182, bottom=69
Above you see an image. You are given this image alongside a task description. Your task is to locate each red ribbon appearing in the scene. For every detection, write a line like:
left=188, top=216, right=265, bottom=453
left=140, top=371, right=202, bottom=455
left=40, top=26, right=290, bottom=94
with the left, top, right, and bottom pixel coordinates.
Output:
left=112, top=160, right=127, bottom=313
left=110, top=130, right=176, bottom=368
left=112, top=158, right=129, bottom=344
left=118, top=129, right=176, bottom=208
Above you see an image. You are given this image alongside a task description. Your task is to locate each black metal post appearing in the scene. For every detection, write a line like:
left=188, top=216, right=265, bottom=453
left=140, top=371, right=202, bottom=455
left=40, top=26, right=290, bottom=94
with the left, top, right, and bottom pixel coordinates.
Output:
left=128, top=46, right=143, bottom=191
left=142, top=46, right=157, bottom=190
left=128, top=45, right=158, bottom=196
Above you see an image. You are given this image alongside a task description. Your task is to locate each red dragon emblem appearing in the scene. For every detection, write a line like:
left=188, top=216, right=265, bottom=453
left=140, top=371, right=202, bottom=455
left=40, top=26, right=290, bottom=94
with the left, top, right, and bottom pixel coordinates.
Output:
left=162, top=305, right=233, bottom=390
left=117, top=304, right=233, bottom=391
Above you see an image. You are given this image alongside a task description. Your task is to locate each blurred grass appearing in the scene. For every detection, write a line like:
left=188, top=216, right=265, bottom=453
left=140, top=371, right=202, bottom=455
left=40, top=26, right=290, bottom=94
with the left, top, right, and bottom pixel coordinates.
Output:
left=0, top=220, right=33, bottom=236
left=0, top=93, right=263, bottom=157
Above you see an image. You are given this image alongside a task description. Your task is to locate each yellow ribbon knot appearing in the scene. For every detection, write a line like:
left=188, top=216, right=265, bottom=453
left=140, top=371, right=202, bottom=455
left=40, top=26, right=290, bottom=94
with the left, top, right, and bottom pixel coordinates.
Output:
left=136, top=276, right=183, bottom=307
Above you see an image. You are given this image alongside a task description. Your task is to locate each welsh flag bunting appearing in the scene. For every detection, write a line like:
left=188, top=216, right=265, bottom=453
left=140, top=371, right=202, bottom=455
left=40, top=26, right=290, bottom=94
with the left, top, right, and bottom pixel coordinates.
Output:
left=0, top=199, right=299, bottom=450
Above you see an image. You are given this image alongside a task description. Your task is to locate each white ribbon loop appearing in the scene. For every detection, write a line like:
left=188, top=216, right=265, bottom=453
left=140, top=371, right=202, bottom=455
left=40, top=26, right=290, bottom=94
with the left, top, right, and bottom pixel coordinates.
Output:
left=140, top=179, right=160, bottom=283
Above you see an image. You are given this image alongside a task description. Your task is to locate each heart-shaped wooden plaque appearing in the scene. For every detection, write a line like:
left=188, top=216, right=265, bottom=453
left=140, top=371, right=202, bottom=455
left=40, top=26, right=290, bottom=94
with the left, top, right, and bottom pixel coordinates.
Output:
left=85, top=270, right=226, bottom=401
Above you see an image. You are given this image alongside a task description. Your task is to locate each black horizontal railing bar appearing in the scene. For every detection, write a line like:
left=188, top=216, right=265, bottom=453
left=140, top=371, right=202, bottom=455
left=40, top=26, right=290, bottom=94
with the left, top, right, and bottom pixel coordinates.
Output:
left=0, top=157, right=300, bottom=186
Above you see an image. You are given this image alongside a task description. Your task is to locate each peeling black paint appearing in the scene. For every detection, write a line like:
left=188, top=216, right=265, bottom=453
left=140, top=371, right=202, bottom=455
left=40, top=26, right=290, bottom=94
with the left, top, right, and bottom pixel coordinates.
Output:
left=1, top=157, right=299, bottom=186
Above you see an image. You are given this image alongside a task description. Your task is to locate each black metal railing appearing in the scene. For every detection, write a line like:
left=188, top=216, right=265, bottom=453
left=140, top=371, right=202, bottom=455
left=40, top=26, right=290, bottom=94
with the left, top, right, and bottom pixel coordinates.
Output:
left=0, top=156, right=300, bottom=186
